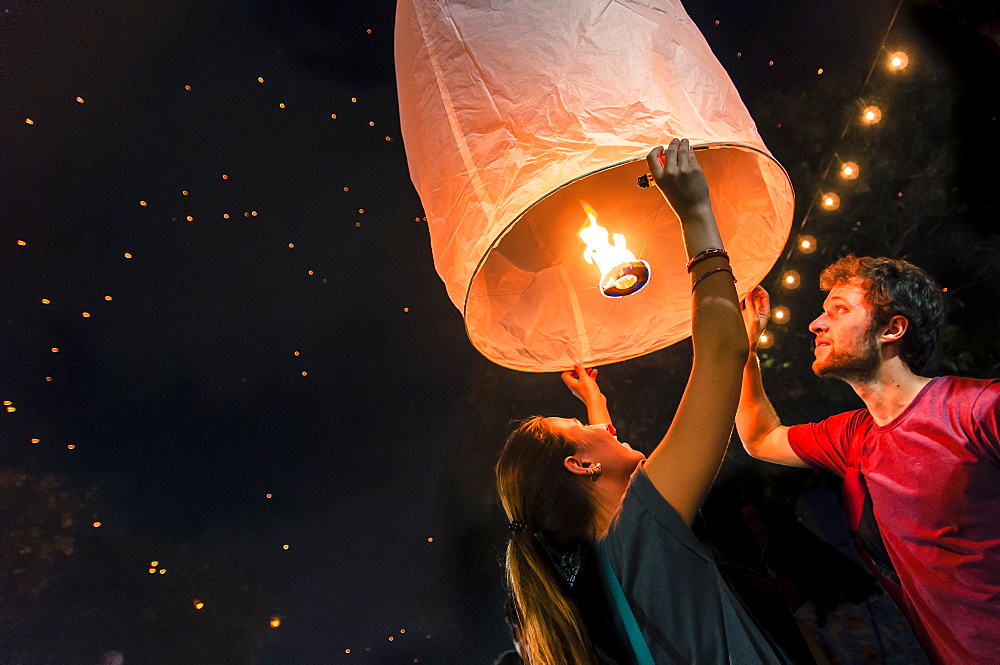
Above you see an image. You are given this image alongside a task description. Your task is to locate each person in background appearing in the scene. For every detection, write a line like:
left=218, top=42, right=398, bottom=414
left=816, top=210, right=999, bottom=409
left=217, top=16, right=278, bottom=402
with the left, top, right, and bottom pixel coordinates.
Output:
left=736, top=258, right=1000, bottom=664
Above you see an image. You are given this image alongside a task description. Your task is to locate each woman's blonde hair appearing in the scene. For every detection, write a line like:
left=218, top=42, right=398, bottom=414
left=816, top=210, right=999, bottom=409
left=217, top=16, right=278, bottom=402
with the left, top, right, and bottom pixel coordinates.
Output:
left=495, top=417, right=598, bottom=665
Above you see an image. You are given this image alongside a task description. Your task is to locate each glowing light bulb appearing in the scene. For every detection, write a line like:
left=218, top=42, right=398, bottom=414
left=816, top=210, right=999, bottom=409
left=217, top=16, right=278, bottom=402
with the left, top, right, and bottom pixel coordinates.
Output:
left=888, top=51, right=909, bottom=71
left=821, top=193, right=840, bottom=210
left=757, top=332, right=774, bottom=349
left=861, top=106, right=882, bottom=125
left=93, top=521, right=102, bottom=528
left=270, top=617, right=282, bottom=628
left=781, top=271, right=801, bottom=289
left=840, top=162, right=860, bottom=180
left=194, top=600, right=205, bottom=610
left=150, top=561, right=159, bottom=566
left=772, top=307, right=790, bottom=324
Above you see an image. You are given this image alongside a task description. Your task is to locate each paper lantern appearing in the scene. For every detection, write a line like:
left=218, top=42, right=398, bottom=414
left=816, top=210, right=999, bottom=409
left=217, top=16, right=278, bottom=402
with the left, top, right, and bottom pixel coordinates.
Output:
left=395, top=0, right=794, bottom=371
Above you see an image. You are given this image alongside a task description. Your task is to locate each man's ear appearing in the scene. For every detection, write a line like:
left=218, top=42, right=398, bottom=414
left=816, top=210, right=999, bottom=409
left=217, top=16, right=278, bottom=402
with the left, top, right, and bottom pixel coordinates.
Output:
left=880, top=314, right=909, bottom=344
left=563, top=455, right=592, bottom=477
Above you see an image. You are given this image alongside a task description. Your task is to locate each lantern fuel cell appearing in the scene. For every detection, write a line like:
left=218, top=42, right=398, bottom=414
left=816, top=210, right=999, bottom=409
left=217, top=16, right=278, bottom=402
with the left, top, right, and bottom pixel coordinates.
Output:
left=395, top=0, right=793, bottom=372
left=578, top=206, right=651, bottom=298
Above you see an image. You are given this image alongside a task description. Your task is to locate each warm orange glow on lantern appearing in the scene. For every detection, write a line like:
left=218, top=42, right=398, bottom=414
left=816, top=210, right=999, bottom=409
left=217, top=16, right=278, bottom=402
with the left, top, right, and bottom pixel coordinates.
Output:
left=840, top=162, right=860, bottom=180
left=821, top=193, right=840, bottom=210
left=93, top=521, right=102, bottom=528
left=150, top=561, right=159, bottom=566
left=781, top=271, right=801, bottom=289
left=270, top=617, right=282, bottom=628
left=861, top=106, right=882, bottom=124
left=578, top=205, right=650, bottom=298
left=194, top=600, right=205, bottom=610
left=772, top=307, right=790, bottom=324
left=282, top=544, right=290, bottom=550
left=888, top=51, right=909, bottom=71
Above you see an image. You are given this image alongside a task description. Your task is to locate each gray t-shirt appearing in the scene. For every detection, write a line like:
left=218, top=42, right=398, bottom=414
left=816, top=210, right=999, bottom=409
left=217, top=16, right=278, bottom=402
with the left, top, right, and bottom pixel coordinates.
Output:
left=601, top=464, right=787, bottom=664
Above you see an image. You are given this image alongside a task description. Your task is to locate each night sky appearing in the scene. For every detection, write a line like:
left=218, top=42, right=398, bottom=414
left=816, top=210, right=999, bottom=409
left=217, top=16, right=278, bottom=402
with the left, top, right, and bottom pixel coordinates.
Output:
left=2, top=1, right=999, bottom=664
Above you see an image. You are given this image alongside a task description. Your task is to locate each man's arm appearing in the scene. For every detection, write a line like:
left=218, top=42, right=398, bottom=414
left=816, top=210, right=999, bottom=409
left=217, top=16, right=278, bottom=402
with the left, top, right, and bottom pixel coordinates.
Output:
left=736, top=287, right=808, bottom=468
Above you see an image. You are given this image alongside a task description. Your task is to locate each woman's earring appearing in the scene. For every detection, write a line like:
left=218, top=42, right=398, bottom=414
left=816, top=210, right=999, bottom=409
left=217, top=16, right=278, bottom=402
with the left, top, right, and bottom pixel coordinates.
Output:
left=589, top=462, right=602, bottom=481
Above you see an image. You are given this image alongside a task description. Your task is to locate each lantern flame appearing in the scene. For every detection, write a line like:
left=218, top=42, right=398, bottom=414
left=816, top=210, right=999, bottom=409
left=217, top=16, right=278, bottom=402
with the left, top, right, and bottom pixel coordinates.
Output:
left=578, top=205, right=650, bottom=298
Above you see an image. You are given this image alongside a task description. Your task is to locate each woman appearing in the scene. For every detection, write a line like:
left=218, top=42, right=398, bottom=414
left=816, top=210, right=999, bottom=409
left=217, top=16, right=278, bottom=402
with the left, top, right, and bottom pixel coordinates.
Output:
left=495, top=139, right=787, bottom=664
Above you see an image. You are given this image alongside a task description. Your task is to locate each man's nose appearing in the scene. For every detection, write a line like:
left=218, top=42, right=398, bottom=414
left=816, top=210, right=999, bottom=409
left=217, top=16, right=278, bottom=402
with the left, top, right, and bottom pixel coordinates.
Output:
left=809, top=315, right=827, bottom=334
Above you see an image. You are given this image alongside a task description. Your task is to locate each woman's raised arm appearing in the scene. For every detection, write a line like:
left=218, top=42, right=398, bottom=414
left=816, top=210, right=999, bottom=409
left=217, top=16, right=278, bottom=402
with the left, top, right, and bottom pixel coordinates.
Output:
left=643, top=140, right=750, bottom=525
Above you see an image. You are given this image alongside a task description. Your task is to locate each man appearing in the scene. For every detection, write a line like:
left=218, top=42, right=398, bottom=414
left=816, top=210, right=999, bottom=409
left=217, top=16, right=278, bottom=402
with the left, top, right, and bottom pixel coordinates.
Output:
left=736, top=255, right=1000, bottom=665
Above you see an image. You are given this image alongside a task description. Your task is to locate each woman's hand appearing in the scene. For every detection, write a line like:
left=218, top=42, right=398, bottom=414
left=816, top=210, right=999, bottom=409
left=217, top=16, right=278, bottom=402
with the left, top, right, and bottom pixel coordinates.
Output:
left=561, top=364, right=612, bottom=426
left=561, top=364, right=602, bottom=404
left=646, top=139, right=711, bottom=217
left=742, top=286, right=771, bottom=352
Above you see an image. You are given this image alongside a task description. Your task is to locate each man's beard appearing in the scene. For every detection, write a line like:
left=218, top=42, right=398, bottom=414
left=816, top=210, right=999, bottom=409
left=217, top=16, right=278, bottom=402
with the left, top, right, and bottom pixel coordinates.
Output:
left=812, top=330, right=880, bottom=383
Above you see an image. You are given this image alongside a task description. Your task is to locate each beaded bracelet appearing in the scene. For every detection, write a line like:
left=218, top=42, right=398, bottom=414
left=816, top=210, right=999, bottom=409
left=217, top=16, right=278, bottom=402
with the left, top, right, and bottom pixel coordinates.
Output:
left=691, top=267, right=736, bottom=292
left=686, top=248, right=729, bottom=273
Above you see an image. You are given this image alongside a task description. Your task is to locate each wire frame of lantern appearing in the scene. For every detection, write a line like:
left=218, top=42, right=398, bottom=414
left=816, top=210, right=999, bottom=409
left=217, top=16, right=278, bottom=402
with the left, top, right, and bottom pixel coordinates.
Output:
left=396, top=0, right=794, bottom=371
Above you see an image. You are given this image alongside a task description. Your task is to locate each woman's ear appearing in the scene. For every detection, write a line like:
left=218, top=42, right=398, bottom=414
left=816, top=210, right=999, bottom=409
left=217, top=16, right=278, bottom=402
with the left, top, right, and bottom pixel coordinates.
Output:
left=563, top=455, right=592, bottom=477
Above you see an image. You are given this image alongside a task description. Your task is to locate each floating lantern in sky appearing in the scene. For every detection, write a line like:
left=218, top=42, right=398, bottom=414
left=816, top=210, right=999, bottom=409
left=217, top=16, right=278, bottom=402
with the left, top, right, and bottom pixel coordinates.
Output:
left=395, top=0, right=793, bottom=371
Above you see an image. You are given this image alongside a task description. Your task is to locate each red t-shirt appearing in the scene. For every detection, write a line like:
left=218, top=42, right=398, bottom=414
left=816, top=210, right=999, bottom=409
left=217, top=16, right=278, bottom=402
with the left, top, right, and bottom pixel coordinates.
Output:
left=787, top=376, right=1000, bottom=665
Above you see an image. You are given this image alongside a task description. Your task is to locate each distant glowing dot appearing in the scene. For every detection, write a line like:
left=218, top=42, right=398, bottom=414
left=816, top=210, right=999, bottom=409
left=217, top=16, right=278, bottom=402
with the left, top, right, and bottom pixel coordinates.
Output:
left=369, top=121, right=375, bottom=126
left=345, top=649, right=351, bottom=654
left=714, top=19, right=719, bottom=25
left=105, top=295, right=113, bottom=301
left=31, top=438, right=41, bottom=444
left=821, top=192, right=841, bottom=210
left=124, top=252, right=133, bottom=258
left=150, top=561, right=159, bottom=566
left=222, top=174, right=229, bottom=180
left=194, top=600, right=204, bottom=610
left=400, top=629, right=406, bottom=634
left=385, top=136, right=392, bottom=141
left=798, top=235, right=817, bottom=253
left=45, top=377, right=52, bottom=382
left=223, top=214, right=230, bottom=219
left=159, top=569, right=166, bottom=574
left=93, top=521, right=102, bottom=528
left=82, top=312, right=91, bottom=318
left=244, top=212, right=250, bottom=217
left=888, top=51, right=909, bottom=71
left=17, top=240, right=27, bottom=246
left=282, top=544, right=289, bottom=550
left=757, top=332, right=774, bottom=349
left=25, top=118, right=34, bottom=125
left=768, top=60, right=774, bottom=66
left=781, top=271, right=801, bottom=289
left=148, top=568, right=156, bottom=574
left=251, top=210, right=258, bottom=216
left=343, top=187, right=349, bottom=191
left=76, top=96, right=85, bottom=103
left=270, top=617, right=282, bottom=628
left=258, top=76, right=265, bottom=83
left=736, top=52, right=742, bottom=57
left=331, top=113, right=337, bottom=119
left=293, top=351, right=300, bottom=356
left=403, top=307, right=409, bottom=312
left=67, top=444, right=75, bottom=449
left=51, top=348, right=60, bottom=353
left=896, top=191, right=903, bottom=198
left=942, top=287, right=948, bottom=292
left=139, top=200, right=148, bottom=206
left=301, top=371, right=308, bottom=377
left=861, top=106, right=882, bottom=124
left=358, top=209, right=364, bottom=213
left=351, top=97, right=357, bottom=103
left=366, top=28, right=373, bottom=34
left=182, top=190, right=189, bottom=195
left=2, top=401, right=10, bottom=405
left=6, top=407, right=16, bottom=413
left=266, top=493, right=272, bottom=498
left=840, top=161, right=860, bottom=180
left=184, top=85, right=191, bottom=91
left=389, top=637, right=394, bottom=642
left=772, top=307, right=790, bottom=324
left=279, top=103, right=286, bottom=108
left=288, top=243, right=295, bottom=248
left=186, top=216, right=194, bottom=221
left=427, top=537, right=434, bottom=542
left=307, top=270, right=315, bottom=275
left=355, top=222, right=361, bottom=227
left=41, top=298, right=51, bottom=304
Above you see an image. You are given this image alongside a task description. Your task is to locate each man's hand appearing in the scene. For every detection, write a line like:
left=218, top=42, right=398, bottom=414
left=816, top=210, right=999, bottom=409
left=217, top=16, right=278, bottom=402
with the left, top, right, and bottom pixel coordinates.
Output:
left=742, top=286, right=771, bottom=351
left=561, top=364, right=602, bottom=404
left=646, top=139, right=711, bottom=217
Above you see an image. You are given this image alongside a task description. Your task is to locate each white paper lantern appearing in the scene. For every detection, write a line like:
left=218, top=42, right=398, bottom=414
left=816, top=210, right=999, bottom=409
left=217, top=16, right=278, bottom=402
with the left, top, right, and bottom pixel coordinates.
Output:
left=396, top=0, right=794, bottom=372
